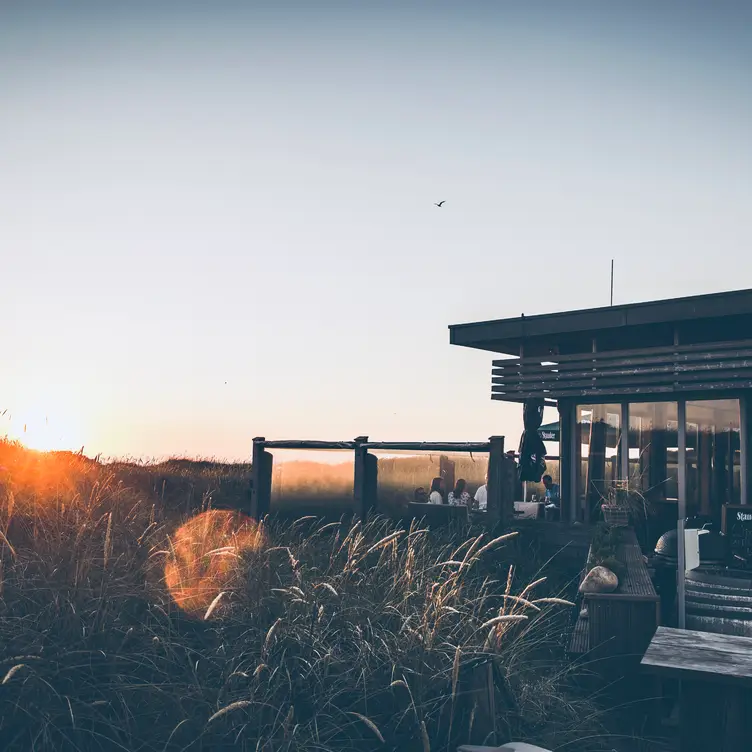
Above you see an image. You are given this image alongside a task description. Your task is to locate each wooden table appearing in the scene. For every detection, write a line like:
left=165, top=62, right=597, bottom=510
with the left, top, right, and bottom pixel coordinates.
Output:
left=641, top=626, right=752, bottom=751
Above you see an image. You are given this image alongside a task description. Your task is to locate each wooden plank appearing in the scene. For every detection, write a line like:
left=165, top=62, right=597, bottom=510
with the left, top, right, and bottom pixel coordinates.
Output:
left=492, top=348, right=752, bottom=376
left=492, top=339, right=752, bottom=368
left=568, top=613, right=590, bottom=655
left=261, top=440, right=357, bottom=450
left=492, top=359, right=752, bottom=384
left=492, top=381, right=752, bottom=400
left=492, top=368, right=752, bottom=392
left=641, top=626, right=752, bottom=686
left=361, top=441, right=491, bottom=452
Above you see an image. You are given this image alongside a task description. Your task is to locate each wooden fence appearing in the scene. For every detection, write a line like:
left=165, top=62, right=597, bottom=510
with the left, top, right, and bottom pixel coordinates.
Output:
left=250, top=436, right=512, bottom=525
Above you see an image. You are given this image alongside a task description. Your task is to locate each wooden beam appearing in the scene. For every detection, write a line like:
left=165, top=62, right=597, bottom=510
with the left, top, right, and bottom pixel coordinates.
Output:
left=260, top=440, right=357, bottom=450
left=492, top=338, right=752, bottom=368
left=558, top=400, right=575, bottom=522
left=361, top=441, right=491, bottom=453
left=353, top=437, right=377, bottom=520
left=486, top=435, right=506, bottom=526
left=251, top=437, right=273, bottom=520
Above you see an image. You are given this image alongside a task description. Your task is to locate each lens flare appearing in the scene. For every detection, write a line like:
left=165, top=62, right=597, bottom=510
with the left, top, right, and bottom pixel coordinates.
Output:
left=164, top=509, right=266, bottom=618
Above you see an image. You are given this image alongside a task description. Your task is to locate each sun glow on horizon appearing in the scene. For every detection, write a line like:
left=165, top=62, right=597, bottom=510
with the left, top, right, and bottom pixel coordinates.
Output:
left=3, top=404, right=85, bottom=453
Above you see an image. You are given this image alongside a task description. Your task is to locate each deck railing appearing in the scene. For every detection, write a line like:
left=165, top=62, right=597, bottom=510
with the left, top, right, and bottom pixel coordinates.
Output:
left=250, top=436, right=511, bottom=524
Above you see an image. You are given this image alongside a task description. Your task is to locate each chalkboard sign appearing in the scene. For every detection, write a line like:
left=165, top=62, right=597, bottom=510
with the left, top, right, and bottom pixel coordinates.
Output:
left=722, top=505, right=752, bottom=570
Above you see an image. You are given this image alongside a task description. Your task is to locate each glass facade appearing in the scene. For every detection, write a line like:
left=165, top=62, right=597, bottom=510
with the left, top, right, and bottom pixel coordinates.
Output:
left=628, top=402, right=679, bottom=504
left=685, top=399, right=741, bottom=522
left=572, top=398, right=742, bottom=525
left=576, top=404, right=622, bottom=522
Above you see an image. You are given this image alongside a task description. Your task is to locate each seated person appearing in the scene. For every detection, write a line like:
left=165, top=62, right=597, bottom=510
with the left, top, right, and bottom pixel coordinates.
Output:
left=428, top=477, right=445, bottom=505
left=447, top=478, right=471, bottom=506
left=414, top=487, right=428, bottom=504
left=473, top=475, right=488, bottom=512
left=542, top=474, right=560, bottom=508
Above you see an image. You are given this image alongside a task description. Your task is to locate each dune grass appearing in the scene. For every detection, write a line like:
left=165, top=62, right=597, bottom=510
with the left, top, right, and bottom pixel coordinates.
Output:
left=0, top=439, right=601, bottom=751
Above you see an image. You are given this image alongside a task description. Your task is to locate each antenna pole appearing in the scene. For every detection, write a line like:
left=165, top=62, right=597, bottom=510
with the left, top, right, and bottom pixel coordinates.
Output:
left=610, top=259, right=614, bottom=306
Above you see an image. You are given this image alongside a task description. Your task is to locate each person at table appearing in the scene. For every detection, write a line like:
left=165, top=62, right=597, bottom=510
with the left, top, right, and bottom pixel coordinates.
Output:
left=428, top=477, right=445, bottom=504
left=447, top=478, right=471, bottom=506
left=414, top=487, right=428, bottom=504
left=542, top=475, right=560, bottom=507
left=473, top=474, right=488, bottom=512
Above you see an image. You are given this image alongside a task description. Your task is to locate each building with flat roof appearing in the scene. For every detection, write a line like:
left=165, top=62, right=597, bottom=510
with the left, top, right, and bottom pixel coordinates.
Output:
left=450, top=288, right=752, bottom=534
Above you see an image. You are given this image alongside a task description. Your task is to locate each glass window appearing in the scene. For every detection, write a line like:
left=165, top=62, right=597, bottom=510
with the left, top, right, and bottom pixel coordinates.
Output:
left=685, top=399, right=741, bottom=523
left=576, top=404, right=622, bottom=522
left=627, top=402, right=679, bottom=505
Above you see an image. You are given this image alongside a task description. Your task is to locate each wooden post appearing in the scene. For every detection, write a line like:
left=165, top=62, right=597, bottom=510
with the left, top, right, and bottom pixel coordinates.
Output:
left=698, top=424, right=712, bottom=516
left=559, top=400, right=574, bottom=522
left=353, top=436, right=377, bottom=520
left=251, top=437, right=273, bottom=520
left=677, top=399, right=687, bottom=630
left=487, top=435, right=506, bottom=526
left=620, top=402, right=630, bottom=483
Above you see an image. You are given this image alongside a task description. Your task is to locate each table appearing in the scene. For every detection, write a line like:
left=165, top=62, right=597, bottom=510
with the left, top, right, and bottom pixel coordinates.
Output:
left=641, top=626, right=752, bottom=751
left=513, top=501, right=543, bottom=519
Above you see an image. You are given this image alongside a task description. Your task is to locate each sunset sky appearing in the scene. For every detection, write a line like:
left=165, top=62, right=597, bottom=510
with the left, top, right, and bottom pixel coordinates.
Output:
left=2, top=1, right=752, bottom=461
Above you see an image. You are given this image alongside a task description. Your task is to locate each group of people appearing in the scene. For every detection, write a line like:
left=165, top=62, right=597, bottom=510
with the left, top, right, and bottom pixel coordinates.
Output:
left=412, top=472, right=561, bottom=513
left=413, top=477, right=487, bottom=512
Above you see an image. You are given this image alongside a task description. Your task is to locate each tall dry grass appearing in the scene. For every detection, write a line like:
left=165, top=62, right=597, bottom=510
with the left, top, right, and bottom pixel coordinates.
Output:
left=0, top=439, right=601, bottom=751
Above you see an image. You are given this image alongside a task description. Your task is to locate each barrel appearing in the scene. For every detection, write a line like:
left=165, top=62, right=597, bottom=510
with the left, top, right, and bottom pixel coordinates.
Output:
left=685, top=568, right=752, bottom=637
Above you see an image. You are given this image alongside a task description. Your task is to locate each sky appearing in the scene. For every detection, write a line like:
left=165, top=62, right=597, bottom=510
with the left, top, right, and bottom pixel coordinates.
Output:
left=1, top=1, right=751, bottom=462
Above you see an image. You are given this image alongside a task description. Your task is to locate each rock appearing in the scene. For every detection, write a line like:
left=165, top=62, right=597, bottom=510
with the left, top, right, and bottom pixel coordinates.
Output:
left=579, top=566, right=619, bottom=594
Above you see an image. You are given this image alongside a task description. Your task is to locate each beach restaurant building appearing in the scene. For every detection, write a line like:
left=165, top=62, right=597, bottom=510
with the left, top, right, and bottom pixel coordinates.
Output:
left=449, top=289, right=752, bottom=536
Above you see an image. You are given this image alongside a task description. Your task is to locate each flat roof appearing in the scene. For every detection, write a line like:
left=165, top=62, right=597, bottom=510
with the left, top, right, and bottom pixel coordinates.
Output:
left=449, top=288, right=752, bottom=357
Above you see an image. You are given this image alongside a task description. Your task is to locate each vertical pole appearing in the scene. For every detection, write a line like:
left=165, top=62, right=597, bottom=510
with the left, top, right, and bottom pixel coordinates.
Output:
left=740, top=394, right=752, bottom=505
left=487, top=435, right=506, bottom=527
left=558, top=400, right=574, bottom=522
left=610, top=259, right=614, bottom=306
left=620, top=402, right=630, bottom=483
left=570, top=404, right=579, bottom=522
left=353, top=436, right=370, bottom=521
left=251, top=437, right=273, bottom=521
left=677, top=400, right=687, bottom=629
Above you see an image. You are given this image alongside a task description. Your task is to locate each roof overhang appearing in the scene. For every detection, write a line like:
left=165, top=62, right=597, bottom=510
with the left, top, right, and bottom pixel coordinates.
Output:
left=449, top=288, right=752, bottom=357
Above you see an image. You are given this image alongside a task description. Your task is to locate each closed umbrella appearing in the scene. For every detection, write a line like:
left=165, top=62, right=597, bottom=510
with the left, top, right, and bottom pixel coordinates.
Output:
left=518, top=399, right=547, bottom=483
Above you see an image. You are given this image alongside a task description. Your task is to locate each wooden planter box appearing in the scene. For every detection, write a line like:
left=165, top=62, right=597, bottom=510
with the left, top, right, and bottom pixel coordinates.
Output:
left=569, top=528, right=660, bottom=667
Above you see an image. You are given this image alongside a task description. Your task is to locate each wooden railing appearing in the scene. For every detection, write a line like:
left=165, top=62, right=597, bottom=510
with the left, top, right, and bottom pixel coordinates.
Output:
left=250, top=436, right=510, bottom=524
left=492, top=339, right=752, bottom=401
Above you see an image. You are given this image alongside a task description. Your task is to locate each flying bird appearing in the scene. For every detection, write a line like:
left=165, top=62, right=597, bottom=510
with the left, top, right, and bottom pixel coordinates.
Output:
left=434, top=200, right=445, bottom=207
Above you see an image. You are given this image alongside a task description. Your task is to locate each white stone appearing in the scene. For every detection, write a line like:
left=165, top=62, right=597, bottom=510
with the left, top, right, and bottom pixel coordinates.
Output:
left=579, top=565, right=619, bottom=594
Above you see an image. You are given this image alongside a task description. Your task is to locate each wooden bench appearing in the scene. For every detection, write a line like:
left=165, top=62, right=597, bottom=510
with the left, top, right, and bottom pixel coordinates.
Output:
left=641, top=626, right=752, bottom=752
left=568, top=528, right=660, bottom=664
left=408, top=502, right=469, bottom=525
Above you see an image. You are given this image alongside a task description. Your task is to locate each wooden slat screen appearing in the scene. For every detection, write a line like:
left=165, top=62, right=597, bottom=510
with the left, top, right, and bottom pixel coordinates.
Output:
left=491, top=339, right=752, bottom=401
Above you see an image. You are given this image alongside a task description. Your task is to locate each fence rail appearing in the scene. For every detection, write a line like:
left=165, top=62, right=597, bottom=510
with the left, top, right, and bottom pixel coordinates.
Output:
left=250, top=436, right=510, bottom=524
